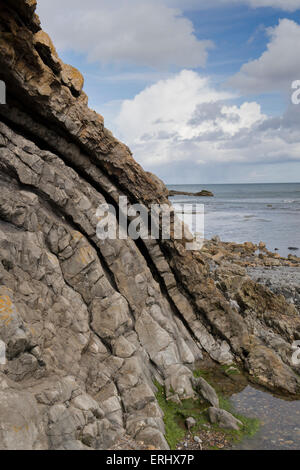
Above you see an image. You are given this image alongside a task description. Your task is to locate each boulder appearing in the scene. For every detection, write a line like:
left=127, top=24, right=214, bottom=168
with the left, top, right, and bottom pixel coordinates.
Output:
left=208, top=407, right=243, bottom=431
left=185, top=417, right=196, bottom=430
left=194, top=377, right=219, bottom=408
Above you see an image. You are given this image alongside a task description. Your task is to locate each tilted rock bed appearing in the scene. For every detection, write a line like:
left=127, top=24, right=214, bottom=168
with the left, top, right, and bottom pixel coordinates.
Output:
left=0, top=0, right=300, bottom=450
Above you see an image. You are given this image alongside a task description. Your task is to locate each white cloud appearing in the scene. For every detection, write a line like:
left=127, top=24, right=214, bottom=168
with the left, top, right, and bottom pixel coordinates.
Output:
left=115, top=70, right=300, bottom=170
left=36, top=1, right=300, bottom=71
left=37, top=0, right=213, bottom=68
left=116, top=70, right=268, bottom=166
left=228, top=19, right=300, bottom=93
left=247, top=0, right=300, bottom=11
left=117, top=70, right=233, bottom=143
left=163, top=0, right=300, bottom=11
left=115, top=70, right=234, bottom=165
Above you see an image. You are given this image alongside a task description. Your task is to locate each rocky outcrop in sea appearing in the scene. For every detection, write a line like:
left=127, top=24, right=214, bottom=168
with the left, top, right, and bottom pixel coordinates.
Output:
left=0, top=0, right=299, bottom=450
left=168, top=190, right=214, bottom=197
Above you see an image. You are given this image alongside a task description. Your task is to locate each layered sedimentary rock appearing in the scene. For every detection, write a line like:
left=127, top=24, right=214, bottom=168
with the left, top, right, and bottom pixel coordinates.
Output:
left=0, top=0, right=300, bottom=450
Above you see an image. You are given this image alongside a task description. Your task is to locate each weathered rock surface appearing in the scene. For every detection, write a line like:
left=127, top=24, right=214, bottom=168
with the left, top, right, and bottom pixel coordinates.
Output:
left=203, top=239, right=300, bottom=393
left=185, top=417, right=197, bottom=430
left=193, top=377, right=219, bottom=408
left=208, top=407, right=243, bottom=431
left=248, top=267, right=300, bottom=311
left=0, top=0, right=299, bottom=450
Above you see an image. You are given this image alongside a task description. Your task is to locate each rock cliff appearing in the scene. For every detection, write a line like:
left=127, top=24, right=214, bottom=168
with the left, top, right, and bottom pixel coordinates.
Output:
left=0, top=0, right=299, bottom=450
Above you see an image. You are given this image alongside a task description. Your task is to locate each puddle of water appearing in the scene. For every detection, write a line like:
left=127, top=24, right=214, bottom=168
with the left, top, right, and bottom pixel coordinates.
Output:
left=195, top=361, right=300, bottom=450
left=230, top=386, right=300, bottom=450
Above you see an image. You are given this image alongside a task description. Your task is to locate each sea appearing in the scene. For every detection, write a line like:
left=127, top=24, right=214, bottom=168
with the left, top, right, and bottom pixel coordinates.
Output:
left=168, top=183, right=300, bottom=258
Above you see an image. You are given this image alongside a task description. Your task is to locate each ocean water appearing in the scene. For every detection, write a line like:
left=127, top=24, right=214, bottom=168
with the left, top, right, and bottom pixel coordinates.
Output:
left=168, top=183, right=300, bottom=258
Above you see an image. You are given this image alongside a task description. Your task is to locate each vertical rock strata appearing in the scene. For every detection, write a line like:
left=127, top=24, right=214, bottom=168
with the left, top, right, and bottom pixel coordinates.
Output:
left=0, top=0, right=299, bottom=450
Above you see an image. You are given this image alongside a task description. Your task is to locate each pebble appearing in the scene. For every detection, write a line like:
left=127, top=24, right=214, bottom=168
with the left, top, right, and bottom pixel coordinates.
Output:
left=186, top=417, right=197, bottom=430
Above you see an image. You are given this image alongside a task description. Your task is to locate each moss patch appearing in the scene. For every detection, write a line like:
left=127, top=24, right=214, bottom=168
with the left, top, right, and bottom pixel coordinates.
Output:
left=154, top=381, right=207, bottom=449
left=221, top=365, right=241, bottom=376
left=155, top=374, right=260, bottom=450
left=193, top=368, right=212, bottom=381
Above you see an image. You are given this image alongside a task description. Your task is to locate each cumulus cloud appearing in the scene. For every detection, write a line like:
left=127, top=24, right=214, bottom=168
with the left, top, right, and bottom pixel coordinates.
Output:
left=228, top=19, right=300, bottom=93
left=37, top=0, right=300, bottom=70
left=37, top=0, right=213, bottom=68
left=116, top=71, right=233, bottom=143
left=115, top=70, right=300, bottom=170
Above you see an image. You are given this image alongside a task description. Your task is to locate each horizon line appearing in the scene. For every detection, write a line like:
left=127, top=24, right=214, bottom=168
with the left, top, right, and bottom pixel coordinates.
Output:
left=166, top=182, right=300, bottom=185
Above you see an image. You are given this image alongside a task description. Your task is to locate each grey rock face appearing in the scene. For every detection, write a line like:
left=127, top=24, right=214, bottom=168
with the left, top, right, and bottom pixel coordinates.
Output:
left=0, top=121, right=201, bottom=449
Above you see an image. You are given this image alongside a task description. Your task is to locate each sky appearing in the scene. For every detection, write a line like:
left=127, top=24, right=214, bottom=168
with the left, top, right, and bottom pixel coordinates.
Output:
left=36, top=0, right=300, bottom=184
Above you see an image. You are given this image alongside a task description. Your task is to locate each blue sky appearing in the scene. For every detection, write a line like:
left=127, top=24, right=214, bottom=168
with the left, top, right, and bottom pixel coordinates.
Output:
left=37, top=0, right=300, bottom=184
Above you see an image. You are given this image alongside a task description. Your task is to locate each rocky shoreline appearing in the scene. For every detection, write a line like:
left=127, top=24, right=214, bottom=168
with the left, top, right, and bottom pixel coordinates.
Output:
left=201, top=237, right=300, bottom=313
left=248, top=267, right=300, bottom=312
